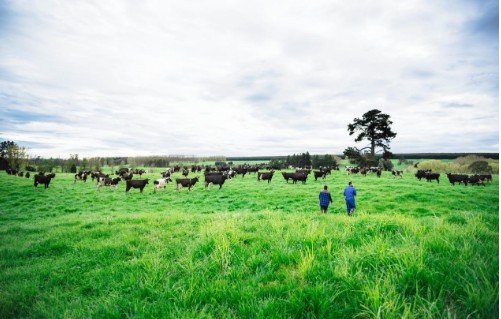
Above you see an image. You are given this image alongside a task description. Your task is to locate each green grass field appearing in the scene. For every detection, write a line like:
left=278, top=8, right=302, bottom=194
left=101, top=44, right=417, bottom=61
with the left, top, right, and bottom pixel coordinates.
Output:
left=0, top=169, right=498, bottom=318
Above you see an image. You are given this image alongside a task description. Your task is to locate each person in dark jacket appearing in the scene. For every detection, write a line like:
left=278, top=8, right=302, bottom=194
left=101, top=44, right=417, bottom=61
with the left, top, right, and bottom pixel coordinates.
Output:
left=343, top=181, right=357, bottom=216
left=318, top=185, right=333, bottom=213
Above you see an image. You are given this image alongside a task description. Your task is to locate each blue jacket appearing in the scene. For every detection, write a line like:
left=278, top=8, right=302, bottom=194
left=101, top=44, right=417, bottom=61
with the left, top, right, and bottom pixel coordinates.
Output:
left=343, top=186, right=356, bottom=200
left=319, top=190, right=333, bottom=206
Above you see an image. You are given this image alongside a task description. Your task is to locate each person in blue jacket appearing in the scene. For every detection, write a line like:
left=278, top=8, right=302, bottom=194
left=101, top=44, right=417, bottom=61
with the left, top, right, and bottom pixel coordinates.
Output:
left=343, top=181, right=357, bottom=216
left=318, top=185, right=333, bottom=213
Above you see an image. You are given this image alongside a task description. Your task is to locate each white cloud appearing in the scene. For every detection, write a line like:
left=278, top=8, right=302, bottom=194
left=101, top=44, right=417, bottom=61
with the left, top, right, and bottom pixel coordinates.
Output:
left=0, top=0, right=498, bottom=158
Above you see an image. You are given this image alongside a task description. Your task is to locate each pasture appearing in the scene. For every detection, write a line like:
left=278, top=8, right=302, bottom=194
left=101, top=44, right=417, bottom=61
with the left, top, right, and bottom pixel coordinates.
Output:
left=0, top=168, right=498, bottom=318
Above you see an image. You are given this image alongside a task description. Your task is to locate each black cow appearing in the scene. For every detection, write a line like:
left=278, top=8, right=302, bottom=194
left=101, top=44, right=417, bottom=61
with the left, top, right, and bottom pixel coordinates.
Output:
left=34, top=173, right=55, bottom=189
left=235, top=168, right=247, bottom=178
left=425, top=173, right=440, bottom=183
left=291, top=173, right=307, bottom=184
left=477, top=174, right=492, bottom=183
left=446, top=173, right=468, bottom=186
left=346, top=167, right=359, bottom=175
left=313, top=171, right=327, bottom=181
left=176, top=177, right=199, bottom=191
left=467, top=175, right=485, bottom=186
left=125, top=179, right=149, bottom=192
left=25, top=172, right=30, bottom=178
left=182, top=169, right=189, bottom=177
left=282, top=172, right=296, bottom=183
left=415, top=169, right=431, bottom=181
left=122, top=173, right=134, bottom=181
left=257, top=171, right=274, bottom=183
left=205, top=174, right=227, bottom=190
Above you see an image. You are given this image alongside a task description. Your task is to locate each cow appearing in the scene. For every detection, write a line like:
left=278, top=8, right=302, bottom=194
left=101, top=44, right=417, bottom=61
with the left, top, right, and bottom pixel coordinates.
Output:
left=235, top=168, right=247, bottom=178
left=176, top=177, right=199, bottom=191
left=153, top=177, right=173, bottom=192
left=91, top=171, right=108, bottom=182
left=477, top=174, right=492, bottom=183
left=257, top=171, right=274, bottom=183
left=291, top=173, right=307, bottom=184
left=205, top=174, right=227, bottom=190
left=74, top=172, right=88, bottom=183
left=467, top=175, right=486, bottom=186
left=133, top=169, right=146, bottom=176
left=346, top=167, right=359, bottom=175
left=415, top=169, right=431, bottom=181
left=126, top=179, right=149, bottom=192
left=446, top=173, right=469, bottom=186
left=25, top=172, right=30, bottom=178
left=116, top=168, right=129, bottom=176
left=121, top=173, right=134, bottom=181
left=182, top=168, right=189, bottom=178
left=425, top=173, right=440, bottom=183
left=392, top=170, right=403, bottom=178
left=295, top=169, right=311, bottom=175
left=282, top=172, right=296, bottom=183
left=161, top=169, right=172, bottom=178
left=97, top=177, right=121, bottom=190
left=313, top=171, right=327, bottom=181
left=34, top=173, right=55, bottom=189
left=247, top=166, right=259, bottom=174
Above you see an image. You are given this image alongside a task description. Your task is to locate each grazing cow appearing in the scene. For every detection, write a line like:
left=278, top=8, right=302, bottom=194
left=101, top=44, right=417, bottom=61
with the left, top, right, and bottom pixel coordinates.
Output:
left=415, top=169, right=431, bottom=181
left=205, top=174, right=227, bottom=190
left=126, top=179, right=149, bottom=192
left=477, top=174, right=492, bottom=183
left=346, top=167, right=359, bottom=175
left=122, top=173, right=134, bottom=181
left=25, top=172, right=30, bottom=178
left=182, top=168, right=189, bottom=178
left=392, top=170, right=403, bottom=178
left=116, top=168, right=129, bottom=176
left=291, top=173, right=307, bottom=184
left=161, top=169, right=172, bottom=178
left=425, top=173, right=440, bottom=183
left=132, top=169, right=146, bottom=176
left=467, top=175, right=485, bottom=186
left=247, top=166, right=259, bottom=174
left=282, top=172, right=296, bottom=183
left=153, top=177, right=173, bottom=192
left=34, top=173, right=55, bottom=189
left=235, top=168, right=247, bottom=178
left=97, top=177, right=121, bottom=190
left=446, top=173, right=469, bottom=186
left=313, top=171, right=327, bottom=181
left=257, top=171, right=274, bottom=183
left=74, top=172, right=88, bottom=183
left=176, top=177, right=199, bottom=191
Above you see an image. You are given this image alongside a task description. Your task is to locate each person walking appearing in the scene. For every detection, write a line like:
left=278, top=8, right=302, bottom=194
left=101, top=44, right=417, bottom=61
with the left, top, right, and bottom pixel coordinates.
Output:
left=343, top=181, right=357, bottom=216
left=319, top=185, right=333, bottom=213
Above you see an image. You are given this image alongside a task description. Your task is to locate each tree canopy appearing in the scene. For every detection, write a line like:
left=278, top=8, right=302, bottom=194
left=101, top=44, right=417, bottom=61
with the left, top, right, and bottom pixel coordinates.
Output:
left=347, top=109, right=397, bottom=157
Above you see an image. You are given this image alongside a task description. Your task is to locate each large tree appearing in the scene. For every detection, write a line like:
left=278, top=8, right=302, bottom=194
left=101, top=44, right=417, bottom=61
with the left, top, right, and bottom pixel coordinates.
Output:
left=347, top=109, right=397, bottom=158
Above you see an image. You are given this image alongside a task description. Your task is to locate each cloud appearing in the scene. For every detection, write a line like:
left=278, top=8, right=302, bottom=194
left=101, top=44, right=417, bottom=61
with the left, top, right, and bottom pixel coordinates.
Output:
left=0, top=0, right=498, bottom=158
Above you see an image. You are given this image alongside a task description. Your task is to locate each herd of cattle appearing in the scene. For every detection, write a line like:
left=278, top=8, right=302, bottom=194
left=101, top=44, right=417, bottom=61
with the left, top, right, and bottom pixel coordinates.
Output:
left=4, top=164, right=494, bottom=192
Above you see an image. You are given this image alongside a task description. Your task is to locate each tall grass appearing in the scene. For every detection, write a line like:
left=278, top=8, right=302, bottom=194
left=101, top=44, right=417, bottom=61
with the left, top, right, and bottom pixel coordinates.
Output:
left=0, top=169, right=498, bottom=318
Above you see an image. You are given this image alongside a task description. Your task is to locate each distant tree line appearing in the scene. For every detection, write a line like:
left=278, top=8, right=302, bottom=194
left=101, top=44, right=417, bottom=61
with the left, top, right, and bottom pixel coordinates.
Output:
left=266, top=152, right=339, bottom=169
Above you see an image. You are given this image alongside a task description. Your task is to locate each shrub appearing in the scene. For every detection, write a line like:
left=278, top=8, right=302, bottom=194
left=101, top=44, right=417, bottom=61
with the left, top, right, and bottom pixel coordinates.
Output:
left=469, top=161, right=492, bottom=174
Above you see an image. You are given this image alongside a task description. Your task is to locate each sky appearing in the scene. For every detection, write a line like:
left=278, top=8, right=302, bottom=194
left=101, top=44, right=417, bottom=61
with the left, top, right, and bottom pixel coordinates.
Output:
left=0, top=0, right=498, bottom=158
